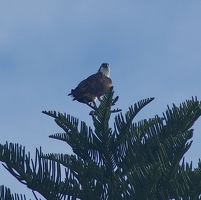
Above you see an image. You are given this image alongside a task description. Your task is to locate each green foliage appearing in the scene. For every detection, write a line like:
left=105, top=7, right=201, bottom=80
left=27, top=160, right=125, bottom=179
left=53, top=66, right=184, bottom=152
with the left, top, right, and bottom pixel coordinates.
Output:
left=0, top=185, right=27, bottom=200
left=0, top=87, right=201, bottom=199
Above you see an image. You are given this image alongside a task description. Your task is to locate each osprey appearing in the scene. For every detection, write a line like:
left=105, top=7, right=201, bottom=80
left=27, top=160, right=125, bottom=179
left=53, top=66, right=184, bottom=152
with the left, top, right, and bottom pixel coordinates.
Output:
left=68, top=63, right=112, bottom=108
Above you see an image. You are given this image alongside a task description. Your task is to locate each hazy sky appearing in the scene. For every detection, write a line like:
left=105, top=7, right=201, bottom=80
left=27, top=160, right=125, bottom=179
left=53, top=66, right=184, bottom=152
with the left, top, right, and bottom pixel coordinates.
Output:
left=1, top=1, right=201, bottom=198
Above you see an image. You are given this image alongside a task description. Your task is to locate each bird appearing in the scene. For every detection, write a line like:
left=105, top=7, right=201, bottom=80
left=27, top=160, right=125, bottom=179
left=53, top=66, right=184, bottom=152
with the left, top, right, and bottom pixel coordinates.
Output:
left=68, top=63, right=112, bottom=108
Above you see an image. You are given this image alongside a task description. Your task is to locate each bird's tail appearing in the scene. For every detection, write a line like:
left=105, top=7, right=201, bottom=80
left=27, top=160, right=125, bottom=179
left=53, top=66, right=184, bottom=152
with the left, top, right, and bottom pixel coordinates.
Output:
left=68, top=88, right=84, bottom=101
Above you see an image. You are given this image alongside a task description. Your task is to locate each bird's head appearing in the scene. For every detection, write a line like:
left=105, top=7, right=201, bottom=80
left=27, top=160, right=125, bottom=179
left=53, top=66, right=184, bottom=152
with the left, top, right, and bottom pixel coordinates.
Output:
left=98, top=63, right=110, bottom=77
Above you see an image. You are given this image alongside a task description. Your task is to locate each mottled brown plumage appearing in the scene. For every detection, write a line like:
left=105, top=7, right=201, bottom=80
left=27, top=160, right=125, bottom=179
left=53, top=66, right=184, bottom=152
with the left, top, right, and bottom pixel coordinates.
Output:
left=68, top=63, right=112, bottom=108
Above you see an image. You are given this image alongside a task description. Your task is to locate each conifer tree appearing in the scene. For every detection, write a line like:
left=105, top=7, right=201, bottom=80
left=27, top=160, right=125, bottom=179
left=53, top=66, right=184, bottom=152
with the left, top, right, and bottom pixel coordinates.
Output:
left=1, top=87, right=201, bottom=199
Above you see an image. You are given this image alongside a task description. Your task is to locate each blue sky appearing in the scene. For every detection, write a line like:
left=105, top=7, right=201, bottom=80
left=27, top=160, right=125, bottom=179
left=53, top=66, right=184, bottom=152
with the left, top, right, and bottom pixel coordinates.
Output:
left=1, top=1, right=201, bottom=198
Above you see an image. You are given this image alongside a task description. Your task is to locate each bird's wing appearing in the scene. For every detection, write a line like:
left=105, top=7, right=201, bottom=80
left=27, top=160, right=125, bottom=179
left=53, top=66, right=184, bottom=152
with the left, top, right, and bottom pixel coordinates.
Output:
left=77, top=73, right=101, bottom=94
left=78, top=72, right=112, bottom=95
